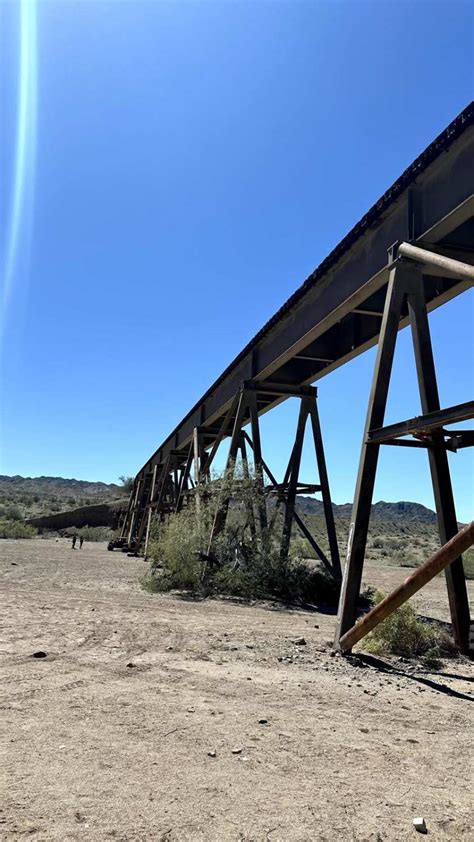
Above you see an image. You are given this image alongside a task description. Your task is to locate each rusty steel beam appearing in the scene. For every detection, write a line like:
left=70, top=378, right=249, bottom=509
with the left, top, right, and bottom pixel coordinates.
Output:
left=338, top=521, right=474, bottom=653
left=398, top=241, right=474, bottom=282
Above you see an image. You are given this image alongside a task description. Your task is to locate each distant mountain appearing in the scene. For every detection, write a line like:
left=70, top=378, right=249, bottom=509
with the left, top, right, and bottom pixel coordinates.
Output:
left=0, top=474, right=126, bottom=521
left=1, top=474, right=438, bottom=525
left=295, top=496, right=437, bottom=522
left=0, top=474, right=121, bottom=500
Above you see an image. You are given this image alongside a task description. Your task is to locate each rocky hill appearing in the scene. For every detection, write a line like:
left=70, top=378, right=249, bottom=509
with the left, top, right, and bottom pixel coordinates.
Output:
left=295, top=497, right=437, bottom=522
left=0, top=475, right=126, bottom=521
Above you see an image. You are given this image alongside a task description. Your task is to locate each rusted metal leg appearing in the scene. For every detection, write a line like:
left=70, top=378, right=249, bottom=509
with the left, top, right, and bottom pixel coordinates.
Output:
left=208, top=390, right=248, bottom=549
left=339, top=522, right=474, bottom=652
left=238, top=432, right=256, bottom=537
left=247, top=390, right=268, bottom=532
left=308, top=399, right=341, bottom=577
left=280, top=398, right=309, bottom=559
left=334, top=266, right=406, bottom=647
left=407, top=277, right=471, bottom=653
left=144, top=463, right=158, bottom=559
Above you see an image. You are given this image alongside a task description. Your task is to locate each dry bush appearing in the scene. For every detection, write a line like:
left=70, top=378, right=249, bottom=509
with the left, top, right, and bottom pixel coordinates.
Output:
left=144, top=468, right=339, bottom=606
left=363, top=590, right=456, bottom=667
left=0, top=519, right=37, bottom=539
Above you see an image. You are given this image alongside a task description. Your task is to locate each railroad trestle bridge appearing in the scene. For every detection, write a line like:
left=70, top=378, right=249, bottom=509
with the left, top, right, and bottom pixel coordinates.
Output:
left=115, top=104, right=474, bottom=654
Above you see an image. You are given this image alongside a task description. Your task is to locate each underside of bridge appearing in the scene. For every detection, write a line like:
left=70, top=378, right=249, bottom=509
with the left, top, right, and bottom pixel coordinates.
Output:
left=114, top=103, right=474, bottom=654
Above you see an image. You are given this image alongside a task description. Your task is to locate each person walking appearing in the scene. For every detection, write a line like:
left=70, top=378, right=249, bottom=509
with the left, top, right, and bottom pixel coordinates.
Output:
left=71, top=535, right=77, bottom=549
left=79, top=536, right=84, bottom=549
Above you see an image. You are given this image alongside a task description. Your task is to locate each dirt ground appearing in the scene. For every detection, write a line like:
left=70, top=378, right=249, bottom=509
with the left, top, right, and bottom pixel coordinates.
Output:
left=1, top=539, right=473, bottom=841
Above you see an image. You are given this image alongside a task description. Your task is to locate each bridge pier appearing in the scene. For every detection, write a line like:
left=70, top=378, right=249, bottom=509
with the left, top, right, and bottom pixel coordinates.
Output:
left=334, top=254, right=473, bottom=654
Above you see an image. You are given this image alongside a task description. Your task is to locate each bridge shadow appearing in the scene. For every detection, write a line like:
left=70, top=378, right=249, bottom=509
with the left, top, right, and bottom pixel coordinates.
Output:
left=347, top=652, right=474, bottom=702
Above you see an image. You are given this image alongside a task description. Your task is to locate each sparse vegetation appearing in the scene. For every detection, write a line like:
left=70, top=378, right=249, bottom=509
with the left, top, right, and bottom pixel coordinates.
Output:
left=0, top=519, right=37, bottom=539
left=362, top=590, right=456, bottom=667
left=0, top=475, right=124, bottom=521
left=144, top=468, right=339, bottom=606
left=73, top=526, right=118, bottom=542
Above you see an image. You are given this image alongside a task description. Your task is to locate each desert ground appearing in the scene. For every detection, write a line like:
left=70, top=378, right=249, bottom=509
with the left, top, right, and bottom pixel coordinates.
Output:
left=1, top=539, right=473, bottom=841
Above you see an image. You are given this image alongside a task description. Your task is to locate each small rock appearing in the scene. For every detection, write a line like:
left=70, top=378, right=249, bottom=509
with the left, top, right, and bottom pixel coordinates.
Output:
left=31, top=651, right=48, bottom=659
left=293, top=638, right=307, bottom=646
left=187, top=707, right=195, bottom=713
left=330, top=650, right=336, bottom=657
left=413, top=817, right=427, bottom=834
left=246, top=644, right=254, bottom=649
left=314, top=624, right=319, bottom=629
left=11, top=562, right=18, bottom=566
left=231, top=747, right=243, bottom=754
left=207, top=750, right=216, bottom=757
left=126, top=662, right=135, bottom=668
left=258, top=719, right=268, bottom=725
left=166, top=645, right=173, bottom=651
left=360, top=727, right=369, bottom=734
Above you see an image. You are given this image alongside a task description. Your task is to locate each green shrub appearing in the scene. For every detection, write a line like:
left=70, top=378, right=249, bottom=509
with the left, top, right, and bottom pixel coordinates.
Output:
left=462, top=547, right=474, bottom=580
left=363, top=590, right=455, bottom=664
left=4, top=506, right=22, bottom=522
left=144, top=468, right=339, bottom=606
left=0, top=519, right=37, bottom=539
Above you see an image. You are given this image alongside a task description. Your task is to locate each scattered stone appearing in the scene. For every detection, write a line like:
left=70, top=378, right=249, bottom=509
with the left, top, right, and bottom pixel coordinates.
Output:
left=187, top=707, right=195, bottom=713
left=126, top=662, right=135, bottom=668
left=314, top=624, right=319, bottom=629
left=207, top=750, right=216, bottom=757
left=413, top=817, right=427, bottom=834
left=360, top=727, right=370, bottom=733
left=166, top=646, right=173, bottom=651
left=258, top=719, right=268, bottom=725
left=293, top=638, right=307, bottom=646
left=232, top=747, right=243, bottom=754
left=11, top=562, right=18, bottom=566
left=246, top=644, right=254, bottom=649
left=31, top=651, right=47, bottom=659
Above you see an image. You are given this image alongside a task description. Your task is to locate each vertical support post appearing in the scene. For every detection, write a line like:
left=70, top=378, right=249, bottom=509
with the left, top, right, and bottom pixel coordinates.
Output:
left=208, top=390, right=248, bottom=549
left=280, top=398, right=308, bottom=559
left=247, top=389, right=268, bottom=531
left=144, top=463, right=158, bottom=559
left=193, top=427, right=202, bottom=517
left=334, top=267, right=406, bottom=646
left=308, top=398, right=341, bottom=577
left=127, top=479, right=142, bottom=545
left=238, top=432, right=256, bottom=537
left=407, top=275, right=471, bottom=653
left=120, top=486, right=135, bottom=539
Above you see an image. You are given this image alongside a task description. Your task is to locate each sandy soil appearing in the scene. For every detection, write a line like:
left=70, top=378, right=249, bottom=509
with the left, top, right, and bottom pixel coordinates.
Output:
left=1, top=539, right=473, bottom=841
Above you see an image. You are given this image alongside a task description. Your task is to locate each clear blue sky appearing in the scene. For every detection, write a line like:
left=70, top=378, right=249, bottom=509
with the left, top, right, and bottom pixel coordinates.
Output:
left=0, top=0, right=473, bottom=521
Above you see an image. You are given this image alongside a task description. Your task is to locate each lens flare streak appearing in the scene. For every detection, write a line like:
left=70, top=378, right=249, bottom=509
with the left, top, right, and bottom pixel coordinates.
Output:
left=1, top=0, right=38, bottom=343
